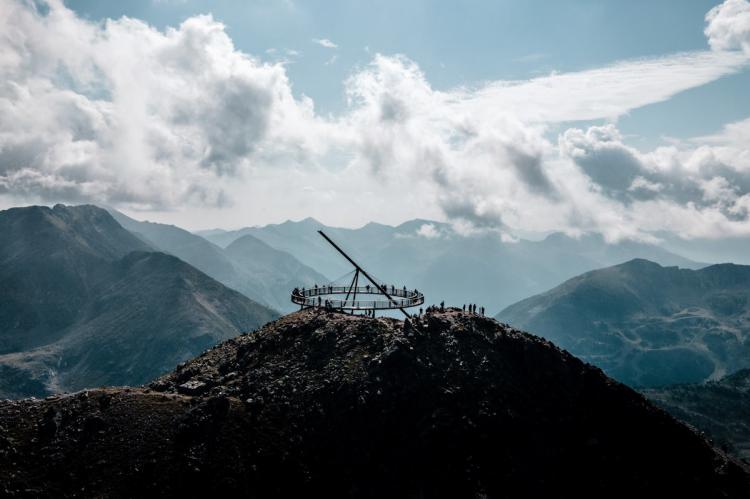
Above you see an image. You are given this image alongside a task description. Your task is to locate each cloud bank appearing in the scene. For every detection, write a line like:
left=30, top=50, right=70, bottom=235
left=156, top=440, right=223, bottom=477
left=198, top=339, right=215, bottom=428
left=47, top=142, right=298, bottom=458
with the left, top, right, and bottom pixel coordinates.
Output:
left=1, top=0, right=750, bottom=242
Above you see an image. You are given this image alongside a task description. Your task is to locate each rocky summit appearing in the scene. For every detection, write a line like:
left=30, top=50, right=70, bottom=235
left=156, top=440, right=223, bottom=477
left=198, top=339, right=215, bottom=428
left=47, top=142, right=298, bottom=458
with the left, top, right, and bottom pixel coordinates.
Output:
left=1, top=309, right=748, bottom=498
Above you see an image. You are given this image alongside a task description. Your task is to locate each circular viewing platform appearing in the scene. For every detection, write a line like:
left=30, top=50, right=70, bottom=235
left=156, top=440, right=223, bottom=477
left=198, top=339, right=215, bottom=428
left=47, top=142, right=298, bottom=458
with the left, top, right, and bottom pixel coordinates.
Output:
left=291, top=285, right=424, bottom=311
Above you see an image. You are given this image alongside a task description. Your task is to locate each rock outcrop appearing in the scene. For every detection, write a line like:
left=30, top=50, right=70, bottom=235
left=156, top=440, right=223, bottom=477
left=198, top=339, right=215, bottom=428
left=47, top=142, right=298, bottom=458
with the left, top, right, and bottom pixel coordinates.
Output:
left=1, top=309, right=747, bottom=497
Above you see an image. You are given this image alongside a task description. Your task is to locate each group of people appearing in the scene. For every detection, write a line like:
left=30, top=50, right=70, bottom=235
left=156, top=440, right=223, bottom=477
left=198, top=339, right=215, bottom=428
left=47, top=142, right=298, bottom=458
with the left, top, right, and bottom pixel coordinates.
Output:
left=416, top=301, right=485, bottom=316
left=463, top=303, right=485, bottom=315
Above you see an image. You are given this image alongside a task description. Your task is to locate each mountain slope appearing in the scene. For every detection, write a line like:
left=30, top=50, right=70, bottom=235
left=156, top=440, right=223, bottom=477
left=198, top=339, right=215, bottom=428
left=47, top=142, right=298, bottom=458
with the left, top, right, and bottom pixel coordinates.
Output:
left=497, top=259, right=750, bottom=387
left=110, top=209, right=326, bottom=312
left=0, top=204, right=152, bottom=354
left=0, top=310, right=747, bottom=497
left=0, top=205, right=277, bottom=398
left=224, top=234, right=328, bottom=311
left=643, top=369, right=750, bottom=462
left=108, top=209, right=242, bottom=290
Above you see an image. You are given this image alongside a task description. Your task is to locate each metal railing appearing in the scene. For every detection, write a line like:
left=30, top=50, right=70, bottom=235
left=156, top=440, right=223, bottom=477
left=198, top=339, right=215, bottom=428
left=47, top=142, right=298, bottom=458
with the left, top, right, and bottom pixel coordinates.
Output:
left=290, top=284, right=424, bottom=310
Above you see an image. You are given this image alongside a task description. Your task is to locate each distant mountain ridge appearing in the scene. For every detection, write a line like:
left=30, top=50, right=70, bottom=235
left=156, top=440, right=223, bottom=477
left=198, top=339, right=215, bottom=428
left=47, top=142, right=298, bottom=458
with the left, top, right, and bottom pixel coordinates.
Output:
left=497, top=259, right=750, bottom=387
left=0, top=205, right=277, bottom=398
left=200, top=218, right=701, bottom=314
left=110, top=210, right=326, bottom=312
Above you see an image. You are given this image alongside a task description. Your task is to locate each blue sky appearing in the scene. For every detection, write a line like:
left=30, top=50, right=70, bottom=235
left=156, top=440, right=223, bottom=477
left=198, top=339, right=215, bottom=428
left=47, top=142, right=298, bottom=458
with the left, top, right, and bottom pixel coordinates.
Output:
left=66, top=0, right=749, bottom=145
left=1, top=0, right=750, bottom=242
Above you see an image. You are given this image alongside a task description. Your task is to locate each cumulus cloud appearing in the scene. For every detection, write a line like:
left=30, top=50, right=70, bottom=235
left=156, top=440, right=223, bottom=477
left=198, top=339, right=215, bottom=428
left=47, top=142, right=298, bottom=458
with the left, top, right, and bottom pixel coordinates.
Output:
left=337, top=53, right=750, bottom=240
left=706, top=0, right=750, bottom=54
left=0, top=0, right=325, bottom=208
left=558, top=122, right=750, bottom=238
left=2, top=0, right=750, bottom=242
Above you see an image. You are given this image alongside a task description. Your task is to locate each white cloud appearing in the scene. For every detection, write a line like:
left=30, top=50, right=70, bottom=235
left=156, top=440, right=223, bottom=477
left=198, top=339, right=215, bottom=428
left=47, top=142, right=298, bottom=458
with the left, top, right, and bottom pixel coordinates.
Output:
left=312, top=38, right=337, bottom=49
left=706, top=0, right=750, bottom=54
left=467, top=50, right=747, bottom=123
left=0, top=0, right=326, bottom=209
left=556, top=121, right=750, bottom=239
left=2, top=0, right=750, bottom=242
left=416, top=223, right=440, bottom=239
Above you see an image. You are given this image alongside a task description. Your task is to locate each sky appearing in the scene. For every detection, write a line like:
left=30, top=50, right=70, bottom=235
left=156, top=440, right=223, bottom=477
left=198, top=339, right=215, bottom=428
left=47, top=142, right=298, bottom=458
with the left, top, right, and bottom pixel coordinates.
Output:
left=1, top=0, right=750, bottom=243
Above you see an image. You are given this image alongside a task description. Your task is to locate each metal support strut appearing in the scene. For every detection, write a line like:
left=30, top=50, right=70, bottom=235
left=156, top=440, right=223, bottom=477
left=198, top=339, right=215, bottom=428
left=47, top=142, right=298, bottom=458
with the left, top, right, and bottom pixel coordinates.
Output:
left=317, top=230, right=410, bottom=318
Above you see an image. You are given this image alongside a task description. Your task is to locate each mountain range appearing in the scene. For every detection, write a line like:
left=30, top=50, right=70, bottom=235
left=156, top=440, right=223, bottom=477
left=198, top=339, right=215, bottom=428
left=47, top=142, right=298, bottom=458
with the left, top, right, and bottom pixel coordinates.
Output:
left=3, top=204, right=745, bottom=401
left=0, top=310, right=747, bottom=497
left=497, top=259, right=750, bottom=387
left=109, top=210, right=326, bottom=313
left=199, top=217, right=702, bottom=314
left=0, top=205, right=276, bottom=398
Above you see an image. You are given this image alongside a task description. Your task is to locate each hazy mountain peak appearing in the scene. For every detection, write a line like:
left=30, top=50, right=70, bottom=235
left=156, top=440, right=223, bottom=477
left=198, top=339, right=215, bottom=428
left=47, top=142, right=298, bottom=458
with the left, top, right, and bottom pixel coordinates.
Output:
left=617, top=257, right=671, bottom=270
left=281, top=216, right=323, bottom=227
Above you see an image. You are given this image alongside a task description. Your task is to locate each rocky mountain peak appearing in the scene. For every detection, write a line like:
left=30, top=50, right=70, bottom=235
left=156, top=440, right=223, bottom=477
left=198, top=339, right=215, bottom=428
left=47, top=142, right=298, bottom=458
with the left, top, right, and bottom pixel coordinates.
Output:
left=1, top=310, right=748, bottom=497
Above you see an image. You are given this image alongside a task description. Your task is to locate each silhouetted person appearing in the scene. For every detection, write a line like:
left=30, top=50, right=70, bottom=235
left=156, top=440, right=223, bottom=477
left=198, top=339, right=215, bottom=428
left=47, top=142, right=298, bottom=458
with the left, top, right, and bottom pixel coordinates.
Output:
left=440, top=301, right=444, bottom=312
left=317, top=296, right=321, bottom=306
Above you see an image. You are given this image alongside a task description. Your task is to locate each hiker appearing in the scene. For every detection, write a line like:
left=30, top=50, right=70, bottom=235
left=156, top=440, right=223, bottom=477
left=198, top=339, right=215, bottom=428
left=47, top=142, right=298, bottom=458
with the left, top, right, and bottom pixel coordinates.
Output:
left=440, top=301, right=444, bottom=312
left=317, top=296, right=322, bottom=306
left=462, top=304, right=466, bottom=312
